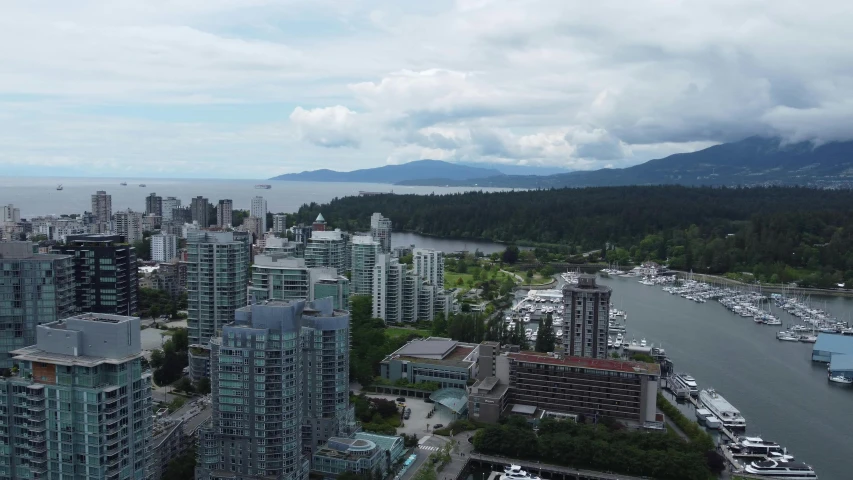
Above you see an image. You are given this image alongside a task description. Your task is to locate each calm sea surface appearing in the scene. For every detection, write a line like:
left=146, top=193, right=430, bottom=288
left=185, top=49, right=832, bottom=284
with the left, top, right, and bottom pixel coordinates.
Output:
left=598, top=276, right=853, bottom=480
left=0, top=176, right=510, bottom=218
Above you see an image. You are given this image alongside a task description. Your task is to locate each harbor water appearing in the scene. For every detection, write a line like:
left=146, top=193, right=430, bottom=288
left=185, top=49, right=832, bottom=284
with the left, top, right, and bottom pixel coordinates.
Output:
left=598, top=276, right=853, bottom=480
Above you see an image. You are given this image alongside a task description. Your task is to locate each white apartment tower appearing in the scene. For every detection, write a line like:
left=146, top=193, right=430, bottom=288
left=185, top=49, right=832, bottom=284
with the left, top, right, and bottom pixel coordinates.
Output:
left=370, top=212, right=392, bottom=253
left=1, top=204, right=20, bottom=223
left=115, top=209, right=144, bottom=243
left=413, top=248, right=445, bottom=287
left=151, top=233, right=178, bottom=262
left=161, top=196, right=181, bottom=222
left=251, top=196, right=268, bottom=233
left=217, top=199, right=233, bottom=228
left=351, top=235, right=380, bottom=295
left=273, top=214, right=287, bottom=234
left=91, top=190, right=112, bottom=233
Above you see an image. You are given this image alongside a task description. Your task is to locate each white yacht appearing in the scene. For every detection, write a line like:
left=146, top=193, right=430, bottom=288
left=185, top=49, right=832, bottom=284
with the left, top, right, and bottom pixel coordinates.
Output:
left=640, top=338, right=647, bottom=347
left=672, top=373, right=699, bottom=397
left=502, top=465, right=541, bottom=480
left=828, top=374, right=852, bottom=385
left=607, top=338, right=614, bottom=348
left=729, top=436, right=786, bottom=459
left=776, top=331, right=799, bottom=342
left=613, top=338, right=622, bottom=348
left=699, top=388, right=746, bottom=429
left=744, top=458, right=817, bottom=479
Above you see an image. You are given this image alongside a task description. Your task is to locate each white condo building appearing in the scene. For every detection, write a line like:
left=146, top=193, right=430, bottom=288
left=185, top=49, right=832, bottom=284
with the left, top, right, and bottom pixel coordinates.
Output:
left=370, top=212, right=392, bottom=253
left=251, top=196, right=268, bottom=233
left=151, top=233, right=178, bottom=262
left=162, top=196, right=181, bottom=222
left=351, top=235, right=380, bottom=295
left=413, top=248, right=445, bottom=287
left=115, top=209, right=144, bottom=243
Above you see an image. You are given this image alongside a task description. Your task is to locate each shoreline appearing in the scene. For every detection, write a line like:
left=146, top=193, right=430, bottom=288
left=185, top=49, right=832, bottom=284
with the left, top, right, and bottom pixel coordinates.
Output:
left=673, top=271, right=853, bottom=298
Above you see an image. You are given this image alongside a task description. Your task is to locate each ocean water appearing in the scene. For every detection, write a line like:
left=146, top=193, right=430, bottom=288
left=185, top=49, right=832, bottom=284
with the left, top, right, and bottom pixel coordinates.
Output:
left=598, top=276, right=853, bottom=480
left=0, top=176, right=509, bottom=217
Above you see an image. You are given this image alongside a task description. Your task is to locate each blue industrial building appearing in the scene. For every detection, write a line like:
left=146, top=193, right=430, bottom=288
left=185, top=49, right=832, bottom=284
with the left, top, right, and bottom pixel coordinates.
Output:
left=812, top=334, right=853, bottom=363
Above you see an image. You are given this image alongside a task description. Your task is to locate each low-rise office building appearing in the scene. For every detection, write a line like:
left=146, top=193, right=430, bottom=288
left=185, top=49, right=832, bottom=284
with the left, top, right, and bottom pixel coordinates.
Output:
left=469, top=344, right=660, bottom=425
left=311, top=433, right=403, bottom=480
left=380, top=337, right=480, bottom=389
left=148, top=418, right=189, bottom=480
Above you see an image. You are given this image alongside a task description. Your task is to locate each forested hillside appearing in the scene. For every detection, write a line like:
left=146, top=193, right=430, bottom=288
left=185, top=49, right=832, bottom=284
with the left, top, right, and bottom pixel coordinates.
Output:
left=294, top=186, right=853, bottom=287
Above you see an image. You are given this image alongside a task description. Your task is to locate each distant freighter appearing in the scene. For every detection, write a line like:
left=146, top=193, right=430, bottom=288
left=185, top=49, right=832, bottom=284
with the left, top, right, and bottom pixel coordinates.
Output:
left=255, top=184, right=272, bottom=189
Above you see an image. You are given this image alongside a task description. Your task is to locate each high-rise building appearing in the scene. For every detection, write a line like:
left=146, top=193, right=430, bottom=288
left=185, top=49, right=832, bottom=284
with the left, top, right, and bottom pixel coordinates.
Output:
left=55, top=234, right=139, bottom=316
left=351, top=235, right=380, bottom=295
left=370, top=213, right=392, bottom=254
left=273, top=214, right=287, bottom=234
left=186, top=231, right=250, bottom=379
left=146, top=192, right=163, bottom=217
left=190, top=196, right=210, bottom=227
left=151, top=233, right=178, bottom=262
left=294, top=224, right=313, bottom=247
left=251, top=196, right=268, bottom=233
left=562, top=275, right=611, bottom=358
left=1, top=204, right=20, bottom=224
left=1, top=313, right=153, bottom=478
left=305, top=230, right=348, bottom=275
left=372, top=253, right=405, bottom=323
left=0, top=242, right=75, bottom=368
left=197, top=299, right=352, bottom=480
left=251, top=254, right=349, bottom=309
left=91, top=190, right=112, bottom=233
left=413, top=248, right=444, bottom=287
left=162, top=196, right=181, bottom=222
left=312, top=213, right=327, bottom=232
left=115, top=209, right=144, bottom=243
left=216, top=199, right=233, bottom=228
left=242, top=216, right=262, bottom=240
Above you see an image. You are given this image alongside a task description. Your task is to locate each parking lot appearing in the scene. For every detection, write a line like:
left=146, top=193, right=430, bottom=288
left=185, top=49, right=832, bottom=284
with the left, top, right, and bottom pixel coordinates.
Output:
left=362, top=393, right=458, bottom=437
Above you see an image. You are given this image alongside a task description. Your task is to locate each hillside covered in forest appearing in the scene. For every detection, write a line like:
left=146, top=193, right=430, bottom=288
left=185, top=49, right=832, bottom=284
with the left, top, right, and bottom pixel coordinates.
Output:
left=294, top=186, right=853, bottom=288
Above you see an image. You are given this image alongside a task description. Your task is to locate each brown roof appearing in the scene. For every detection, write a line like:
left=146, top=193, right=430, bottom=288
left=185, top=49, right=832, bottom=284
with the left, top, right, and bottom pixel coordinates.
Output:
left=508, top=352, right=661, bottom=375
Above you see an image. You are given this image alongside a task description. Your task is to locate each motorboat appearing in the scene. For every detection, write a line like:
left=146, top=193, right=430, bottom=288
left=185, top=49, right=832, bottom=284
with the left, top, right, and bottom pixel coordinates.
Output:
left=607, top=338, right=614, bottom=348
left=729, top=436, right=786, bottom=458
left=502, top=465, right=541, bottom=480
left=700, top=388, right=746, bottom=429
left=828, top=374, right=852, bottom=385
left=120, top=182, right=127, bottom=186
left=640, top=338, right=647, bottom=347
left=672, top=373, right=699, bottom=397
left=743, top=458, right=817, bottom=479
left=798, top=335, right=817, bottom=343
left=776, top=331, right=799, bottom=342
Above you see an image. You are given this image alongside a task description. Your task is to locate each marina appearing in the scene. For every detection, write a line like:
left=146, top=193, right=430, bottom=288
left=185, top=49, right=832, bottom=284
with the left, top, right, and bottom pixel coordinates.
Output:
left=597, top=275, right=852, bottom=480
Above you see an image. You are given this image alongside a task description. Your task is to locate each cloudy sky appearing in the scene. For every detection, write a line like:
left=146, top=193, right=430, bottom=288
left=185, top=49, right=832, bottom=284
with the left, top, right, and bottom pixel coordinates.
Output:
left=1, top=0, right=850, bottom=179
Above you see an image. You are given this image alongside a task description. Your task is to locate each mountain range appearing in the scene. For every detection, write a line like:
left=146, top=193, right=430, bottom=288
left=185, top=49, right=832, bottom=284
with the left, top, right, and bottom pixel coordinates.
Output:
left=269, top=160, right=503, bottom=183
left=271, top=137, right=853, bottom=188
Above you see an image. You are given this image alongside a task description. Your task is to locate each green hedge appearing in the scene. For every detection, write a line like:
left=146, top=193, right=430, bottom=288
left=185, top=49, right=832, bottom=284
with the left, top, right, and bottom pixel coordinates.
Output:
left=656, top=393, right=715, bottom=451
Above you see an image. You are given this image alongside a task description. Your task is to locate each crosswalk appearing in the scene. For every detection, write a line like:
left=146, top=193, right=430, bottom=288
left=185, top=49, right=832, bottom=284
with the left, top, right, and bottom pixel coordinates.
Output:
left=418, top=445, right=440, bottom=451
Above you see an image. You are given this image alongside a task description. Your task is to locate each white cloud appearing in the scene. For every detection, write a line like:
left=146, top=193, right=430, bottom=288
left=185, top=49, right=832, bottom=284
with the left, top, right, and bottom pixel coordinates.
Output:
left=290, top=106, right=360, bottom=148
left=0, top=0, right=852, bottom=176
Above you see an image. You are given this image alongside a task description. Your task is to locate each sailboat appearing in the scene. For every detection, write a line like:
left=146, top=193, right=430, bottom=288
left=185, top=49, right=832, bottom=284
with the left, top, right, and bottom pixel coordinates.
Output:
left=56, top=184, right=63, bottom=191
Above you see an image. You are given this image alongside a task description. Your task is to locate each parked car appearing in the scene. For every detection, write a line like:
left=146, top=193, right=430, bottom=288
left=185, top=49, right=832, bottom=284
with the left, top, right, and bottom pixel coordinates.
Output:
left=396, top=397, right=406, bottom=403
left=404, top=411, right=411, bottom=419
left=433, top=424, right=444, bottom=430
left=424, top=398, right=434, bottom=403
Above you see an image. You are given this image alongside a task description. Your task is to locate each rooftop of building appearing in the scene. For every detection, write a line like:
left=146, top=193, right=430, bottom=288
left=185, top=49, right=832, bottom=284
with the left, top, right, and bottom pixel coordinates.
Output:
left=387, top=338, right=478, bottom=369
left=314, top=437, right=378, bottom=460
left=563, top=274, right=612, bottom=292
left=508, top=351, right=661, bottom=375
left=814, top=333, right=853, bottom=355
left=11, top=345, right=144, bottom=367
left=830, top=354, right=853, bottom=372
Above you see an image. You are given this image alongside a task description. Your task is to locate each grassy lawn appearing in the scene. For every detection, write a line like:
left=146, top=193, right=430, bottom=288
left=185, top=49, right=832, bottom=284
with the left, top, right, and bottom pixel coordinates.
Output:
left=445, top=272, right=474, bottom=289
left=386, top=326, right=430, bottom=342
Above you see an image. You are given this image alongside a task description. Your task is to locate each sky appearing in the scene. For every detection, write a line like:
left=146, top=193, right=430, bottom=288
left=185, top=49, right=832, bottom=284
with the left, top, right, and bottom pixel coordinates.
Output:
left=1, top=0, right=851, bottom=179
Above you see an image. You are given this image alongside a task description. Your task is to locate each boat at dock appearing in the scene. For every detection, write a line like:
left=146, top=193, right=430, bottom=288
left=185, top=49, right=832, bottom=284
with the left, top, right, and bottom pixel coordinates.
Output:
left=694, top=408, right=721, bottom=429
left=502, top=465, right=541, bottom=480
left=776, top=331, right=800, bottom=342
left=728, top=436, right=787, bottom=459
left=743, top=458, right=818, bottom=479
left=672, top=373, right=699, bottom=397
left=699, top=388, right=746, bottom=429
left=828, top=374, right=852, bottom=385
